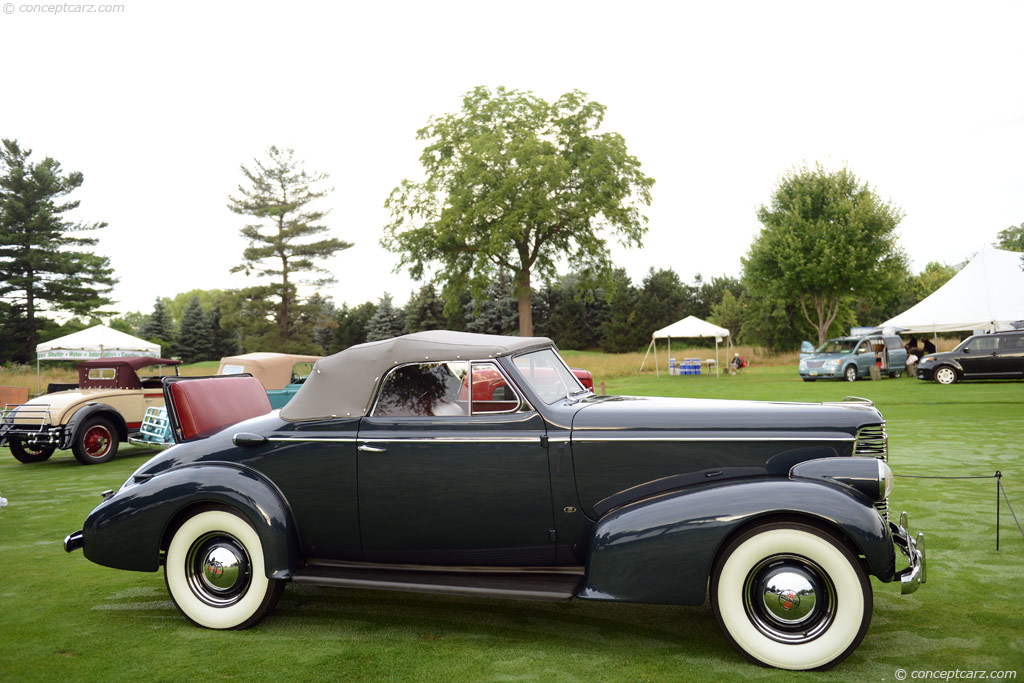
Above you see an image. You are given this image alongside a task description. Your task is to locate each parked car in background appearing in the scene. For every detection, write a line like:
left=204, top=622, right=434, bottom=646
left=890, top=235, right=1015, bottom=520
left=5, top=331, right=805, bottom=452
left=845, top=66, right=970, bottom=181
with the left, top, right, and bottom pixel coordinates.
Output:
left=916, top=330, right=1024, bottom=384
left=799, top=334, right=908, bottom=382
left=216, top=353, right=322, bottom=408
left=0, top=357, right=180, bottom=464
left=66, top=331, right=924, bottom=670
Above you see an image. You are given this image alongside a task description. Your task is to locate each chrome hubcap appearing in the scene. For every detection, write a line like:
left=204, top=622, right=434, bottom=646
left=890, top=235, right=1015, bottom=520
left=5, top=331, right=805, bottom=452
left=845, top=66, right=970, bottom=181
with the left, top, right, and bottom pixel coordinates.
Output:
left=185, top=532, right=251, bottom=606
left=936, top=368, right=955, bottom=384
left=84, top=426, right=111, bottom=457
left=743, top=554, right=836, bottom=643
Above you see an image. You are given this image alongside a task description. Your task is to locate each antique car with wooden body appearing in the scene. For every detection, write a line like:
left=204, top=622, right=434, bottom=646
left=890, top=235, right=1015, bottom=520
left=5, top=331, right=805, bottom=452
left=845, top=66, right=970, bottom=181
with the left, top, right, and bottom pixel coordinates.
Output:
left=64, top=332, right=925, bottom=670
left=1, top=357, right=180, bottom=464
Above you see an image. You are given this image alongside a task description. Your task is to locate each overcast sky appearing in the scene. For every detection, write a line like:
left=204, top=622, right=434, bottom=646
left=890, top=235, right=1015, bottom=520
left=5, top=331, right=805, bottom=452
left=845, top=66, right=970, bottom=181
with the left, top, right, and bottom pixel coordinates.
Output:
left=4, top=0, right=1023, bottom=318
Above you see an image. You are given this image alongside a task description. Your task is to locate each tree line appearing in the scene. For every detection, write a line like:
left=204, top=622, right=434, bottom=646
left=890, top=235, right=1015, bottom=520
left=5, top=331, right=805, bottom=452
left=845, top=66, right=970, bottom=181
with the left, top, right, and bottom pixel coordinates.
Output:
left=4, top=86, right=1023, bottom=367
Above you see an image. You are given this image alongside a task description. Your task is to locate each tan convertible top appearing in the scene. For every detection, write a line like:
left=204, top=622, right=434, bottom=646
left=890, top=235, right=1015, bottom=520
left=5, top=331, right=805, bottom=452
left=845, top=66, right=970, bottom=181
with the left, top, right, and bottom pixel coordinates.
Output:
left=217, top=352, right=322, bottom=391
left=280, top=331, right=553, bottom=420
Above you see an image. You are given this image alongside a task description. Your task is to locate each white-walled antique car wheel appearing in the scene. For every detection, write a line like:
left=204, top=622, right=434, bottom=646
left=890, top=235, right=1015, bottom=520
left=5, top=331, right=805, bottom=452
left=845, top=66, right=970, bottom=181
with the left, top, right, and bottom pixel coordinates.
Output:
left=711, top=522, right=871, bottom=670
left=165, top=509, right=284, bottom=629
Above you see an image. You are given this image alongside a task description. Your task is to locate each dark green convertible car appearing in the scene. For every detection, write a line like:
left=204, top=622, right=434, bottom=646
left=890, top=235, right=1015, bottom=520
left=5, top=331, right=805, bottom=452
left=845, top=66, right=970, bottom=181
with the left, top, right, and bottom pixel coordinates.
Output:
left=64, top=331, right=925, bottom=670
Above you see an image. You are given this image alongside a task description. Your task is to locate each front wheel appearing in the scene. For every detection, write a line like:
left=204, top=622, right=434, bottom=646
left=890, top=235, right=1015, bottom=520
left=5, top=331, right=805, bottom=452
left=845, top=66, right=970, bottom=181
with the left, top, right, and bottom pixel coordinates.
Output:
left=934, top=366, right=958, bottom=385
left=711, top=522, right=872, bottom=670
left=71, top=416, right=119, bottom=464
left=8, top=438, right=56, bottom=463
left=165, top=509, right=283, bottom=629
left=844, top=365, right=858, bottom=382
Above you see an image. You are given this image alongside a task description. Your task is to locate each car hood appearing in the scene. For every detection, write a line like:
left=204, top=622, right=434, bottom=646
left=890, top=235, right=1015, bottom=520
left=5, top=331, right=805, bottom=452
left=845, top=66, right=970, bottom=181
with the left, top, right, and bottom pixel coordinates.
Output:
left=571, top=395, right=881, bottom=435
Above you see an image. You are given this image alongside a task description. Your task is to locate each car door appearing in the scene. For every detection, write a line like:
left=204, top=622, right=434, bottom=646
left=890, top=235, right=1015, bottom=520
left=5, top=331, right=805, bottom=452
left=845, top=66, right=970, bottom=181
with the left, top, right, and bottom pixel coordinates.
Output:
left=990, top=334, right=1024, bottom=377
left=960, top=335, right=1000, bottom=377
left=854, top=340, right=873, bottom=376
left=357, top=360, right=555, bottom=566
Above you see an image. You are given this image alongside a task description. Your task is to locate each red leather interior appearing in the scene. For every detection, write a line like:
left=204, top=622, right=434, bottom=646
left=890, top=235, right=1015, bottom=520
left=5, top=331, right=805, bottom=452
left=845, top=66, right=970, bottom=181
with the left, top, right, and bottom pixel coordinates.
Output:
left=171, top=376, right=271, bottom=441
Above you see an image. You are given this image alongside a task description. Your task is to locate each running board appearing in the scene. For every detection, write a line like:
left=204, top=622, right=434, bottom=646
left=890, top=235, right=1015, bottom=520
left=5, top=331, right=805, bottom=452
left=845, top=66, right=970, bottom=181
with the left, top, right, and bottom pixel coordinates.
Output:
left=291, top=561, right=584, bottom=602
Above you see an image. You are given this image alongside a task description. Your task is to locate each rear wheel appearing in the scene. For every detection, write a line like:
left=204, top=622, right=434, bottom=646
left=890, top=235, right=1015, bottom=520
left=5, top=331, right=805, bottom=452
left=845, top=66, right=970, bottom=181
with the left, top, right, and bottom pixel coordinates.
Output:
left=71, top=417, right=119, bottom=464
left=888, top=371, right=902, bottom=379
left=711, top=522, right=872, bottom=670
left=934, top=366, right=958, bottom=385
left=165, top=509, right=283, bottom=629
left=844, top=365, right=858, bottom=382
left=8, top=438, right=56, bottom=463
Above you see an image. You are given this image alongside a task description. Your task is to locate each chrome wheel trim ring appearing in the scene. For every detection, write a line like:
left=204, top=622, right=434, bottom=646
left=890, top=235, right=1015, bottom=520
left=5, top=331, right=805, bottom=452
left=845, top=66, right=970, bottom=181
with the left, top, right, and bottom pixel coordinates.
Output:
left=742, top=554, right=837, bottom=644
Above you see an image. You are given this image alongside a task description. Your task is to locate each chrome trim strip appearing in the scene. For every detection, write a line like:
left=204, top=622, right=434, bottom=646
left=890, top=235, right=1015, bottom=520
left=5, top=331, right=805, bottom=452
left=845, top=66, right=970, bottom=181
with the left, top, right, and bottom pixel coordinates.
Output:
left=267, top=437, right=357, bottom=443
left=358, top=436, right=540, bottom=444
left=571, top=436, right=856, bottom=443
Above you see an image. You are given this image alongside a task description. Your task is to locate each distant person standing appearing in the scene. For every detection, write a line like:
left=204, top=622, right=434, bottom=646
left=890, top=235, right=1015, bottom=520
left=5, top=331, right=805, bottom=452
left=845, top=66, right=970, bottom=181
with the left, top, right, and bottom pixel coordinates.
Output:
left=922, top=338, right=936, bottom=355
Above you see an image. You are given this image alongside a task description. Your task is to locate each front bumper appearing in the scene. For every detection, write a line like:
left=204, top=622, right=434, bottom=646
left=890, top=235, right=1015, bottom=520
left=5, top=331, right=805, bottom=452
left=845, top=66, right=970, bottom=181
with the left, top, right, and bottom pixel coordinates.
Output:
left=890, top=511, right=926, bottom=594
left=915, top=364, right=936, bottom=381
left=64, top=529, right=84, bottom=553
left=799, top=366, right=843, bottom=379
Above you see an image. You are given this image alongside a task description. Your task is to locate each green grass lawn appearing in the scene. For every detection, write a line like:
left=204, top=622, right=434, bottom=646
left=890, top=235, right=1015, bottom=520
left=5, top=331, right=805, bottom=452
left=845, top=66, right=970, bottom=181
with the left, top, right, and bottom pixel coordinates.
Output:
left=1, top=366, right=1022, bottom=680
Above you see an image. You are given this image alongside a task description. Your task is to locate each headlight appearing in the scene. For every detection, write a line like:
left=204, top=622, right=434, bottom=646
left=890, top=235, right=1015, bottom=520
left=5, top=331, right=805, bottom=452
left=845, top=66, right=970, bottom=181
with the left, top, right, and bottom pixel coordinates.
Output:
left=921, top=356, right=935, bottom=364
left=790, top=457, right=893, bottom=502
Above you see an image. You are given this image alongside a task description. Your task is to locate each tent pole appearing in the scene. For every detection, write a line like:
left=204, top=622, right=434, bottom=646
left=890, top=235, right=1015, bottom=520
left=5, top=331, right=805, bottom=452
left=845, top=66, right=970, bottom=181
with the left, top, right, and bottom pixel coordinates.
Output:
left=716, top=339, right=720, bottom=378
left=654, top=338, right=660, bottom=378
left=639, top=338, right=654, bottom=374
left=36, top=357, right=40, bottom=395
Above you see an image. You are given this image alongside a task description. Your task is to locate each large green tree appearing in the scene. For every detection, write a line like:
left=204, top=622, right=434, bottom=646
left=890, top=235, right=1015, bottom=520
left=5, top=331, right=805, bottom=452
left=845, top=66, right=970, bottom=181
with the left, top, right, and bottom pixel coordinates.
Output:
left=383, top=86, right=654, bottom=337
left=175, top=296, right=212, bottom=363
left=229, top=146, right=352, bottom=344
left=995, top=223, right=1024, bottom=251
left=0, top=139, right=116, bottom=362
left=744, top=164, right=908, bottom=344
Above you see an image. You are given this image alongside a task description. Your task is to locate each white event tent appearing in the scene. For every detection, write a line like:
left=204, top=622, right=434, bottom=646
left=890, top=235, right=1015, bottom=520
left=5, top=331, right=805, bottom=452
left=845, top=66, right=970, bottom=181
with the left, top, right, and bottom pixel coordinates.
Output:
left=880, top=245, right=1024, bottom=334
left=639, top=315, right=730, bottom=377
left=34, top=324, right=161, bottom=393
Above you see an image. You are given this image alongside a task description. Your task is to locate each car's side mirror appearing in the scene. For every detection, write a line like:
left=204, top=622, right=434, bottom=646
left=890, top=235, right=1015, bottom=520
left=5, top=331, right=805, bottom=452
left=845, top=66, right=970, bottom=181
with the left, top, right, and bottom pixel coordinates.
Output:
left=962, top=348, right=970, bottom=354
left=233, top=432, right=267, bottom=447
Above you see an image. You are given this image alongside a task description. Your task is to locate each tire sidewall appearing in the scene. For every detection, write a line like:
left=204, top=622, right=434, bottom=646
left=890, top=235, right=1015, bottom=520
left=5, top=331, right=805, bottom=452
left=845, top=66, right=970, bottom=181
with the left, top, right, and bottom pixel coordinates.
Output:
left=844, top=366, right=858, bottom=382
left=712, top=524, right=871, bottom=670
left=165, top=509, right=272, bottom=629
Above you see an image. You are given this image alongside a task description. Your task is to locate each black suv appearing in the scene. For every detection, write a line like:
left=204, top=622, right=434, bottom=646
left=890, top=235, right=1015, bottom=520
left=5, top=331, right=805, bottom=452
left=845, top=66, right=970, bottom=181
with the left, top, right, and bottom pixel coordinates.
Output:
left=916, top=330, right=1024, bottom=384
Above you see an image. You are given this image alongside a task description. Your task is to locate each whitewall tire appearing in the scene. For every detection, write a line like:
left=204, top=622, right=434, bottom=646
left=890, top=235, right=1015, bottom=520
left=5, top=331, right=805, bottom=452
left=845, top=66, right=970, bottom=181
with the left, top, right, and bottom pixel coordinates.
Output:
left=711, top=522, right=871, bottom=670
left=165, top=509, right=283, bottom=629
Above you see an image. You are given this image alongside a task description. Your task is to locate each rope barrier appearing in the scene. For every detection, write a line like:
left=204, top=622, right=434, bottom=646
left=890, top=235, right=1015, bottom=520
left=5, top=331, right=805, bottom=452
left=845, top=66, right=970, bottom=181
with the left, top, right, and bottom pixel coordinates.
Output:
left=894, top=470, right=1023, bottom=549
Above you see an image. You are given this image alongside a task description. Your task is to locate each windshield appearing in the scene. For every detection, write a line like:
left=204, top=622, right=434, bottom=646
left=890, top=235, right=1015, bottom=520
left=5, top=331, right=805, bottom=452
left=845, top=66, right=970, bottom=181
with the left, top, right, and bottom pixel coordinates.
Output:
left=815, top=339, right=858, bottom=354
left=512, top=348, right=586, bottom=404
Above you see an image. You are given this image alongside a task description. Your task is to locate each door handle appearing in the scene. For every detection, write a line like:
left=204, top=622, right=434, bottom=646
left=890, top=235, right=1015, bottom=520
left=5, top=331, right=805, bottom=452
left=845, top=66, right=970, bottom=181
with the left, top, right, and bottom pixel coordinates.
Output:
left=358, top=444, right=387, bottom=453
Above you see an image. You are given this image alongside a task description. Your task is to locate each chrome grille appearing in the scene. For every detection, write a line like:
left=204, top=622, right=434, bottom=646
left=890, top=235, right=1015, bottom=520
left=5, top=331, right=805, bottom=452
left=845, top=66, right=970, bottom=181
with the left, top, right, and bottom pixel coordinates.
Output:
left=855, top=424, right=889, bottom=521
left=854, top=424, right=887, bottom=462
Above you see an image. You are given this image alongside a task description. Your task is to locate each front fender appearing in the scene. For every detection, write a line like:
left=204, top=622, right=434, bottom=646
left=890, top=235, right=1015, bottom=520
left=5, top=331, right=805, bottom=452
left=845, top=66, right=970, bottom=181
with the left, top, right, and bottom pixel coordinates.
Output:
left=82, top=463, right=302, bottom=580
left=578, top=478, right=892, bottom=606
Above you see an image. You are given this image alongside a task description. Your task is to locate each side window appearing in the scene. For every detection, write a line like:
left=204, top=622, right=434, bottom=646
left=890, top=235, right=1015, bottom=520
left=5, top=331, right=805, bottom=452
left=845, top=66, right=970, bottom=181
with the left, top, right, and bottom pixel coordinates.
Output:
left=855, top=342, right=870, bottom=354
left=885, top=337, right=903, bottom=350
left=972, top=337, right=998, bottom=352
left=88, top=368, right=116, bottom=380
left=1008, top=335, right=1024, bottom=349
left=290, top=362, right=315, bottom=384
left=471, top=363, right=521, bottom=414
left=372, top=362, right=469, bottom=417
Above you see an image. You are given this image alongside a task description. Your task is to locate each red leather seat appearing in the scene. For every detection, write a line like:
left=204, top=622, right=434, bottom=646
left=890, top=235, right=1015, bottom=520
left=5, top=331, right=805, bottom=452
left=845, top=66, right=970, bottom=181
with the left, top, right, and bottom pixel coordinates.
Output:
left=170, top=376, right=271, bottom=441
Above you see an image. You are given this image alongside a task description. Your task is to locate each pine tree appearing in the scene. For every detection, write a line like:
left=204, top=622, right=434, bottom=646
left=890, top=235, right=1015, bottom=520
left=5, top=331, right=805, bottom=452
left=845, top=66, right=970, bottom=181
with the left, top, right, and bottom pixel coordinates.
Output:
left=365, top=294, right=405, bottom=341
left=140, top=298, right=175, bottom=356
left=403, top=284, right=446, bottom=334
left=228, top=146, right=353, bottom=344
left=0, top=139, right=116, bottom=362
left=175, top=296, right=212, bottom=363
left=207, top=305, right=239, bottom=358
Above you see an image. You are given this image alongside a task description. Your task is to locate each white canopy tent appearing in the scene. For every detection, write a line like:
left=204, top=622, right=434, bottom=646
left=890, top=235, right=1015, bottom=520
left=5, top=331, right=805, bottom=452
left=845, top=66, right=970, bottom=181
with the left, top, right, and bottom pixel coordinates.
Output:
left=880, top=245, right=1024, bottom=334
left=639, top=315, right=730, bottom=377
left=34, top=324, right=161, bottom=393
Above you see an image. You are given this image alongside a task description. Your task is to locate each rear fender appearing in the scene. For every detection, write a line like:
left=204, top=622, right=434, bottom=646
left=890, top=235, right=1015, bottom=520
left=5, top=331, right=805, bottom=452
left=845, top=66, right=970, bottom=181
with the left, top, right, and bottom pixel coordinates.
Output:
left=579, top=478, right=892, bottom=606
left=82, top=464, right=302, bottom=580
left=63, top=403, right=128, bottom=448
